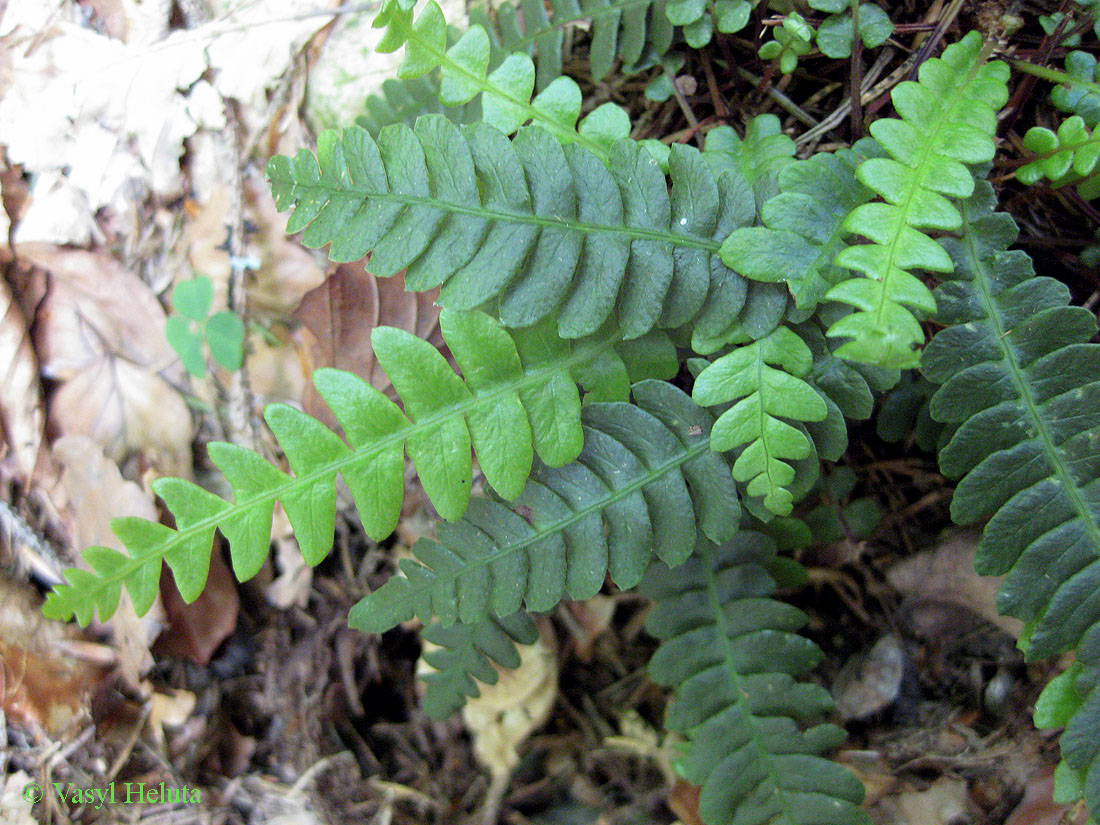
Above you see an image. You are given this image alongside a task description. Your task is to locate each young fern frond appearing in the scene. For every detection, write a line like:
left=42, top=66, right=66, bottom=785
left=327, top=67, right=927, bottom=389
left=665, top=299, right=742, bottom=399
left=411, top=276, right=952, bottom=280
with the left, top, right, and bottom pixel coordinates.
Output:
left=349, top=380, right=739, bottom=633
left=419, top=611, right=539, bottom=719
left=921, top=183, right=1100, bottom=809
left=372, top=0, right=630, bottom=154
left=642, top=533, right=869, bottom=825
left=1019, top=115, right=1100, bottom=199
left=266, top=115, right=752, bottom=340
left=826, top=31, right=1009, bottom=368
left=692, top=327, right=829, bottom=517
left=41, top=310, right=653, bottom=626
left=358, top=74, right=481, bottom=136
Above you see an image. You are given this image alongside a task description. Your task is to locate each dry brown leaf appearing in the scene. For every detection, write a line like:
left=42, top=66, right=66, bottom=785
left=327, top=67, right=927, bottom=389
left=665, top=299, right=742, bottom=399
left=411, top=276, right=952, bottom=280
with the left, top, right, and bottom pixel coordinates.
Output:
left=24, top=243, right=176, bottom=376
left=1004, top=768, right=1090, bottom=825
left=886, top=530, right=1022, bottom=637
left=460, top=619, right=558, bottom=780
left=0, top=573, right=107, bottom=734
left=0, top=277, right=44, bottom=483
left=896, top=777, right=970, bottom=825
left=153, top=546, right=239, bottom=666
left=53, top=435, right=164, bottom=685
left=294, top=261, right=440, bottom=428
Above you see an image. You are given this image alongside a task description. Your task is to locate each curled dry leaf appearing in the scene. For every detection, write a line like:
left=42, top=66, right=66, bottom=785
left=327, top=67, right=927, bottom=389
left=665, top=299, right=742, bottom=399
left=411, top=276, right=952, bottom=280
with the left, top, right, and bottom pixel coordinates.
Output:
left=53, top=435, right=164, bottom=686
left=886, top=529, right=1022, bottom=637
left=461, top=619, right=558, bottom=780
left=294, top=261, right=441, bottom=428
left=0, top=277, right=44, bottom=483
left=154, top=546, right=240, bottom=667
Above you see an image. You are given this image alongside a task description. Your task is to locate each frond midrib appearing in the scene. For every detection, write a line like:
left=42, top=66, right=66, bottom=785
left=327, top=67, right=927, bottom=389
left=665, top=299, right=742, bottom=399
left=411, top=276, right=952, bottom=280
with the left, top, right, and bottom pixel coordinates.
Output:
left=286, top=178, right=722, bottom=254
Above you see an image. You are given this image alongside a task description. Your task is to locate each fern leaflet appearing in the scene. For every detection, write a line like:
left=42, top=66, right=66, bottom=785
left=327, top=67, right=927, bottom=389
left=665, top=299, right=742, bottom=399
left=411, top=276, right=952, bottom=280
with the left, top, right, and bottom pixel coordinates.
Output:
left=41, top=311, right=651, bottom=626
left=1019, top=114, right=1100, bottom=199
left=372, top=0, right=630, bottom=155
left=692, top=327, right=829, bottom=516
left=825, top=31, right=1009, bottom=368
left=642, top=532, right=868, bottom=825
left=349, top=380, right=739, bottom=632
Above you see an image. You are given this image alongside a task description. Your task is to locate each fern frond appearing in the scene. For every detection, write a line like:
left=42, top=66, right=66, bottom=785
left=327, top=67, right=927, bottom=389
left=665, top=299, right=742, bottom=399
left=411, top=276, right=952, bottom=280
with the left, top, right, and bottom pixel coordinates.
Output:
left=348, top=380, right=740, bottom=633
left=267, top=115, right=751, bottom=340
left=372, top=0, right=629, bottom=155
left=419, top=611, right=539, bottom=718
left=1051, top=50, right=1100, bottom=128
left=921, top=183, right=1100, bottom=811
left=357, top=74, right=481, bottom=135
left=921, top=182, right=1100, bottom=662
left=692, top=327, right=829, bottom=516
left=642, top=532, right=868, bottom=825
left=41, top=311, right=649, bottom=626
left=825, top=31, right=1009, bottom=368
left=471, top=0, right=675, bottom=86
left=719, top=146, right=874, bottom=315
left=1019, top=115, right=1100, bottom=199
left=813, top=1, right=893, bottom=60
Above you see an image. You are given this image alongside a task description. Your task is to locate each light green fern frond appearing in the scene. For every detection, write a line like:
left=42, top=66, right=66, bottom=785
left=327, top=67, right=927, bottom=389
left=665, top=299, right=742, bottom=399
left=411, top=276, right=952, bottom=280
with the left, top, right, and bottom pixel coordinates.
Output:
left=826, top=31, right=1009, bottom=368
left=41, top=311, right=647, bottom=626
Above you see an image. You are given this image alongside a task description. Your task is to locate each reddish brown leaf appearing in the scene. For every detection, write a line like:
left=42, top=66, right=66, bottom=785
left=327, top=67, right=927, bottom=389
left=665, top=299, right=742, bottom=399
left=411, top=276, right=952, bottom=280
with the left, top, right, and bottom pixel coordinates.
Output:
left=153, top=544, right=239, bottom=667
left=294, top=261, right=441, bottom=428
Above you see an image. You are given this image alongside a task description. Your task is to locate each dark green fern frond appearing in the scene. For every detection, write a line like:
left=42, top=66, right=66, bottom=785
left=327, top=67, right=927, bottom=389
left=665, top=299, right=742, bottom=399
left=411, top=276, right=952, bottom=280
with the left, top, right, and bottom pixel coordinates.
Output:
left=372, top=0, right=630, bottom=154
left=922, top=182, right=1100, bottom=662
left=349, top=380, right=740, bottom=633
left=419, top=611, right=539, bottom=718
left=921, top=182, right=1100, bottom=806
left=267, top=115, right=752, bottom=340
left=41, top=310, right=643, bottom=626
left=642, top=532, right=868, bottom=825
left=692, top=327, right=829, bottom=516
left=1051, top=50, right=1100, bottom=128
left=826, top=31, right=1009, bottom=368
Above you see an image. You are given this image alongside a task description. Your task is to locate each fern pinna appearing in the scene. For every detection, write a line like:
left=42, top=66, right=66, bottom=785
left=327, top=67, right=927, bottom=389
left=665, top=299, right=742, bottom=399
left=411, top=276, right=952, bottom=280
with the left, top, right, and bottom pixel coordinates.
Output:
left=41, top=311, right=665, bottom=625
left=921, top=182, right=1100, bottom=811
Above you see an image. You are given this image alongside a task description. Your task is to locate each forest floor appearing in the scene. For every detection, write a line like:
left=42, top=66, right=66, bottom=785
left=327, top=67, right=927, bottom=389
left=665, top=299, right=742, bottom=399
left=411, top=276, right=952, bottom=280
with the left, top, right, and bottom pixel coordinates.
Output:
left=1, top=0, right=1099, bottom=824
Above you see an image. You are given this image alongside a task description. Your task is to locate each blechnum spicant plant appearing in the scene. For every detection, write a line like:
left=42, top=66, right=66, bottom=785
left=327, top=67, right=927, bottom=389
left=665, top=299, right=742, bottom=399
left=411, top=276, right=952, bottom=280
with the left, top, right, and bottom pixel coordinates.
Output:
left=39, top=0, right=1100, bottom=820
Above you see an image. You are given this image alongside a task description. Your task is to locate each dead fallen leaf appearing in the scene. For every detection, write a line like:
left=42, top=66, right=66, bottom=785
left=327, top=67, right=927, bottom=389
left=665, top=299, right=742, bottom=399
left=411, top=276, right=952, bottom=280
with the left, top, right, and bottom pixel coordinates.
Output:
left=896, top=777, right=970, bottom=825
left=461, top=618, right=558, bottom=780
left=1004, top=768, right=1090, bottom=825
left=0, top=772, right=37, bottom=825
left=153, top=546, right=239, bottom=666
left=24, top=243, right=176, bottom=376
left=295, top=261, right=441, bottom=428
left=0, top=573, right=107, bottom=734
left=886, top=530, right=1022, bottom=637
left=53, top=435, right=164, bottom=685
left=0, top=277, right=44, bottom=483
